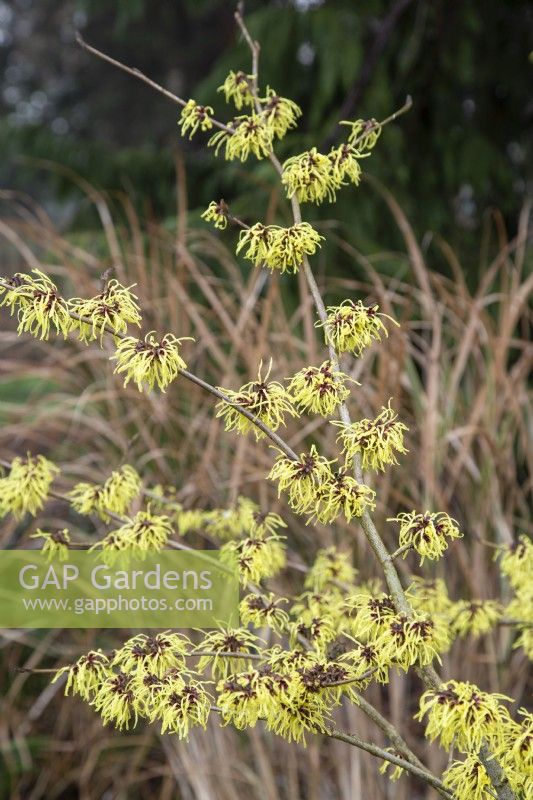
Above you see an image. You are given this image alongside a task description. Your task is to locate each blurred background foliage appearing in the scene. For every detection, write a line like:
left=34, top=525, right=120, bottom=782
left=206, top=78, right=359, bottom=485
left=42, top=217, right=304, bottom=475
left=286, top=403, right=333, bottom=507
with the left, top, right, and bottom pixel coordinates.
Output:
left=1, top=0, right=531, bottom=271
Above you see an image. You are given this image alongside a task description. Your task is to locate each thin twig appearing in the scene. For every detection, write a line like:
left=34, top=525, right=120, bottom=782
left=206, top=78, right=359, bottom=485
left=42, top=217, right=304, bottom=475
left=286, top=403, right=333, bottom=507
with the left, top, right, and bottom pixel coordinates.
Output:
left=327, top=728, right=454, bottom=798
left=75, top=33, right=234, bottom=135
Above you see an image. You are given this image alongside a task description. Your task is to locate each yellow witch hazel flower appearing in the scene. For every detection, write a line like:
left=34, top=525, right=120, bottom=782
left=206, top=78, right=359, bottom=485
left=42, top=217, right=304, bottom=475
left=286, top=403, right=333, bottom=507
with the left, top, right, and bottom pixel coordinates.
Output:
left=291, top=658, right=363, bottom=705
left=314, top=470, right=376, bottom=524
left=333, top=402, right=408, bottom=471
left=201, top=199, right=229, bottom=230
left=281, top=147, right=338, bottom=204
left=443, top=755, right=494, bottom=800
left=195, top=627, right=263, bottom=678
left=249, top=508, right=287, bottom=538
left=179, top=99, right=214, bottom=138
left=92, top=670, right=137, bottom=730
left=499, top=708, right=533, bottom=776
left=260, top=87, right=302, bottom=139
left=509, top=591, right=533, bottom=660
left=271, top=223, right=323, bottom=271
left=30, top=528, right=70, bottom=561
left=287, top=360, right=355, bottom=416
left=0, top=269, right=72, bottom=340
left=379, top=750, right=405, bottom=783
left=201, top=498, right=286, bottom=543
left=328, top=142, right=365, bottom=186
left=451, top=599, right=502, bottom=637
left=112, top=331, right=192, bottom=392
left=499, top=534, right=533, bottom=592
left=443, top=754, right=526, bottom=800
left=110, top=509, right=174, bottom=553
left=416, top=680, right=511, bottom=752
left=305, top=547, right=357, bottom=591
left=203, top=496, right=258, bottom=541
left=209, top=114, right=273, bottom=161
left=68, top=464, right=141, bottom=522
left=240, top=592, right=289, bottom=633
left=406, top=578, right=455, bottom=651
left=216, top=669, right=266, bottom=730
left=385, top=611, right=448, bottom=669
left=88, top=530, right=133, bottom=565
left=348, top=594, right=446, bottom=668
left=291, top=589, right=346, bottom=634
left=317, top=299, right=396, bottom=356
left=235, top=223, right=273, bottom=266
left=88, top=509, right=172, bottom=564
left=340, top=637, right=394, bottom=685
left=218, top=70, right=255, bottom=109
left=112, top=632, right=189, bottom=677
left=268, top=445, right=334, bottom=515
left=340, top=117, right=382, bottom=151
left=53, top=650, right=111, bottom=701
left=220, top=531, right=286, bottom=585
left=68, top=279, right=141, bottom=343
left=150, top=675, right=212, bottom=739
left=216, top=361, right=298, bottom=439
left=266, top=687, right=329, bottom=744
left=345, top=592, right=396, bottom=639
left=0, top=454, right=59, bottom=519
left=237, top=222, right=323, bottom=273
left=289, top=613, right=337, bottom=654
left=388, top=510, right=462, bottom=564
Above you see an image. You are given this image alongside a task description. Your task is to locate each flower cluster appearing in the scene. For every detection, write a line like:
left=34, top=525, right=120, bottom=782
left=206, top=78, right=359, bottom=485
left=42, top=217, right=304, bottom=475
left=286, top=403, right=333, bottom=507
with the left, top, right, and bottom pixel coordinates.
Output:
left=333, top=402, right=408, bottom=471
left=328, top=143, right=364, bottom=186
left=451, top=600, right=502, bottom=637
left=305, top=548, right=357, bottom=591
left=287, top=360, right=355, bottom=417
left=268, top=445, right=334, bottom=515
left=53, top=650, right=111, bottom=701
left=201, top=199, right=229, bottom=230
left=31, top=528, right=71, bottom=561
left=345, top=593, right=447, bottom=669
left=217, top=71, right=301, bottom=140
left=195, top=627, right=262, bottom=678
left=388, top=510, right=462, bottom=563
left=216, top=664, right=326, bottom=743
left=112, top=632, right=189, bottom=676
left=68, top=465, right=141, bottom=522
left=281, top=148, right=337, bottom=204
left=204, top=497, right=286, bottom=542
left=53, top=636, right=214, bottom=739
left=112, top=331, right=191, bottom=392
left=218, top=70, right=254, bottom=109
left=499, top=534, right=533, bottom=592
left=69, top=279, right=141, bottom=343
left=260, top=87, right=302, bottom=139
left=317, top=300, right=395, bottom=356
left=217, top=362, right=298, bottom=439
left=416, top=680, right=511, bottom=752
left=89, top=509, right=173, bottom=562
left=499, top=536, right=533, bottom=659
left=236, top=222, right=323, bottom=273
left=220, top=532, right=286, bottom=585
left=0, top=269, right=72, bottom=340
left=340, top=118, right=382, bottom=151
left=150, top=674, right=211, bottom=737
left=209, top=114, right=273, bottom=161
left=443, top=755, right=495, bottom=800
left=179, top=99, right=214, bottom=138
left=0, top=454, right=59, bottom=519
left=240, top=593, right=289, bottom=633
left=314, top=470, right=376, bottom=524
